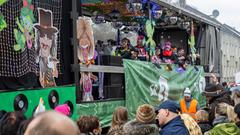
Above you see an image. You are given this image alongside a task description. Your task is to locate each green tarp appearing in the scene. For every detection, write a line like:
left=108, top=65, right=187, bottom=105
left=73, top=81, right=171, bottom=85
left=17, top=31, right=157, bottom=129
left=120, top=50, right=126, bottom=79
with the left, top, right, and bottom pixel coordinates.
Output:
left=77, top=100, right=125, bottom=127
left=123, top=60, right=206, bottom=118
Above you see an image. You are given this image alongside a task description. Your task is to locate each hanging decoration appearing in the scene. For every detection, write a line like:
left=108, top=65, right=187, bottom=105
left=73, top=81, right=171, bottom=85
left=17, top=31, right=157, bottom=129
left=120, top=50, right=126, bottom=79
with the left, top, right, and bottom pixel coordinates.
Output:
left=92, top=14, right=106, bottom=24
left=33, top=8, right=59, bottom=88
left=132, top=2, right=142, bottom=13
left=0, top=0, right=7, bottom=32
left=169, top=16, right=178, bottom=24
left=111, top=21, right=123, bottom=29
left=127, top=0, right=142, bottom=14
left=109, top=9, right=121, bottom=22
left=0, top=0, right=7, bottom=6
left=151, top=2, right=162, bottom=20
left=165, top=64, right=173, bottom=71
left=143, top=20, right=156, bottom=57
left=77, top=17, right=98, bottom=101
left=14, top=0, right=35, bottom=51
left=188, top=21, right=197, bottom=63
left=0, top=13, right=7, bottom=32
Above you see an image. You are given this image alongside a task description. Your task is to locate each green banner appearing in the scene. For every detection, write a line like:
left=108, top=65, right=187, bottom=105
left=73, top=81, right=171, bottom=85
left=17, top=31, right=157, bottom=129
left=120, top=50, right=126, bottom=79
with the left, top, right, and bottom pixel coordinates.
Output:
left=77, top=100, right=125, bottom=127
left=123, top=60, right=206, bottom=118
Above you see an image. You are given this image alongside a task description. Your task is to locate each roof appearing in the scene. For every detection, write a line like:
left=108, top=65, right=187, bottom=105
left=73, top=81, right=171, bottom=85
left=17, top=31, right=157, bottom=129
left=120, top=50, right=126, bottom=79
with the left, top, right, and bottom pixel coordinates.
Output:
left=152, top=0, right=222, bottom=27
left=222, top=24, right=240, bottom=38
left=154, top=0, right=240, bottom=37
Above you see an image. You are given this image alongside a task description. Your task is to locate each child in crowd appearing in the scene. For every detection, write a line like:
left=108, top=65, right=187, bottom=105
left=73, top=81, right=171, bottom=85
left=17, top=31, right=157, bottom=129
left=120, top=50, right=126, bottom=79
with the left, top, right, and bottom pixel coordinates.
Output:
left=108, top=106, right=128, bottom=135
left=195, top=110, right=212, bottom=134
left=77, top=115, right=102, bottom=135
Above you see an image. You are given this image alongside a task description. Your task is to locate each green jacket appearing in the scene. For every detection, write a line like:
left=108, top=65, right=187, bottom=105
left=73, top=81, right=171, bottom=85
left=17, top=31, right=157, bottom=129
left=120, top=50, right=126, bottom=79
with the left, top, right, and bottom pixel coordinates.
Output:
left=207, top=123, right=240, bottom=135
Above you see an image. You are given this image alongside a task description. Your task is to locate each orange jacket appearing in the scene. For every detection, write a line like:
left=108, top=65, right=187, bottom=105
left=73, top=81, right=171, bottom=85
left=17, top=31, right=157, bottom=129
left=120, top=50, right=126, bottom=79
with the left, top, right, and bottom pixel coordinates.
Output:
left=180, top=98, right=198, bottom=119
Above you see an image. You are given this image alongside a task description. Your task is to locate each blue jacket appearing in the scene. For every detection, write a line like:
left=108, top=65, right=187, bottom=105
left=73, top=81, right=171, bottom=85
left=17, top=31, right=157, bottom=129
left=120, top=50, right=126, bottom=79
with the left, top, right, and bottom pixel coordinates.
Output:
left=160, top=116, right=189, bottom=135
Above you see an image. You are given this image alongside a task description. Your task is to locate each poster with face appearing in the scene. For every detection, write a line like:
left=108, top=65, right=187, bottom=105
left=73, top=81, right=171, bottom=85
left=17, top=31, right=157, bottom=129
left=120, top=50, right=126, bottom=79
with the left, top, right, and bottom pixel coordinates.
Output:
left=77, top=17, right=95, bottom=65
left=77, top=17, right=98, bottom=101
left=33, top=8, right=59, bottom=88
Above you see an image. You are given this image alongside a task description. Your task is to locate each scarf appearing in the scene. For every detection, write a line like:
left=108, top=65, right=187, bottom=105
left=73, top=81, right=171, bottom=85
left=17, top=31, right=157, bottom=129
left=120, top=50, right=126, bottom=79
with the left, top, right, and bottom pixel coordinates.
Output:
left=163, top=50, right=172, bottom=57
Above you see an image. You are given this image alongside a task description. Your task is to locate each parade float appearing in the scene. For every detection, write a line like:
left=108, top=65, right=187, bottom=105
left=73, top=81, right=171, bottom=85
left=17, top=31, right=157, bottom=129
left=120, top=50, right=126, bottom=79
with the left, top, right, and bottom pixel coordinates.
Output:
left=1, top=0, right=237, bottom=127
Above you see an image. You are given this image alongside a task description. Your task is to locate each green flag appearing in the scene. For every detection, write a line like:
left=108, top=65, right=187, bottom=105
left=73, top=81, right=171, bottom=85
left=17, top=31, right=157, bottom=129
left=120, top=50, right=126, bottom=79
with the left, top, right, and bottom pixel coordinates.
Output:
left=123, top=60, right=206, bottom=117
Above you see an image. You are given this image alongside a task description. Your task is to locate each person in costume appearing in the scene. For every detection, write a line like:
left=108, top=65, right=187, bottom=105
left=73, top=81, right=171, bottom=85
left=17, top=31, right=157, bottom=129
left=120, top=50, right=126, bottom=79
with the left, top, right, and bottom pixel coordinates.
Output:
left=151, top=47, right=162, bottom=64
left=176, top=48, right=187, bottom=70
left=116, top=38, right=132, bottom=59
left=161, top=41, right=174, bottom=64
left=135, top=35, right=148, bottom=61
left=34, top=8, right=59, bottom=88
left=77, top=17, right=97, bottom=101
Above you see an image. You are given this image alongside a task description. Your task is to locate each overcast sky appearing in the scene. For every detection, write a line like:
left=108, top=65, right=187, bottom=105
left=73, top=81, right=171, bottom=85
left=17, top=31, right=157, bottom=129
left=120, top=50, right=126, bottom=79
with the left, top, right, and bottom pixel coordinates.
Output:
left=186, top=0, right=240, bottom=31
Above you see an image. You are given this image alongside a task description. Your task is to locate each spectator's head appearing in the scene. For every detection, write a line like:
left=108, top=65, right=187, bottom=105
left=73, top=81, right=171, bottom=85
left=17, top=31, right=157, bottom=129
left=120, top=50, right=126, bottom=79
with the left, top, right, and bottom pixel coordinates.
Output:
left=231, top=89, right=240, bottom=105
left=137, top=35, right=144, bottom=46
left=184, top=88, right=191, bottom=101
left=215, top=103, right=236, bottom=122
left=0, top=111, right=26, bottom=135
left=164, top=41, right=172, bottom=51
left=24, top=111, right=79, bottom=135
left=202, top=84, right=224, bottom=103
left=121, top=38, right=130, bottom=48
left=77, top=115, right=101, bottom=135
left=209, top=74, right=218, bottom=84
left=195, top=110, right=209, bottom=123
left=131, top=48, right=139, bottom=60
left=177, top=48, right=185, bottom=56
left=136, top=104, right=156, bottom=124
left=111, top=106, right=128, bottom=127
left=234, top=103, right=240, bottom=121
left=155, top=100, right=180, bottom=127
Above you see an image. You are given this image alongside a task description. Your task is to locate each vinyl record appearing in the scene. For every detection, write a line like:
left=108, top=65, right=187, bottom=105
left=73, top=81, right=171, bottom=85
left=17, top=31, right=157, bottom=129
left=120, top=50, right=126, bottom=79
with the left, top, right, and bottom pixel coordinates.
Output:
left=64, top=100, right=73, bottom=117
left=48, top=90, right=59, bottom=109
left=14, top=94, right=28, bottom=112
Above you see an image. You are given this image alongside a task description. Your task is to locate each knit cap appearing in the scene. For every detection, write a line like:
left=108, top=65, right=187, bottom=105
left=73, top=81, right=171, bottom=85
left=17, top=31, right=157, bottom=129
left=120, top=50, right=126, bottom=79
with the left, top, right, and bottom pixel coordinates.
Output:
left=136, top=104, right=155, bottom=124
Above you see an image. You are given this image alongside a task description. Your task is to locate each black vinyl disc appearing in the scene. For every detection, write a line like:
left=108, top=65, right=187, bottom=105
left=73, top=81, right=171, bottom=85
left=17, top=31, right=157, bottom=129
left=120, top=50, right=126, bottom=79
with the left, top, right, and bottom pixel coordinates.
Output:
left=14, top=94, right=28, bottom=112
left=48, top=90, right=59, bottom=109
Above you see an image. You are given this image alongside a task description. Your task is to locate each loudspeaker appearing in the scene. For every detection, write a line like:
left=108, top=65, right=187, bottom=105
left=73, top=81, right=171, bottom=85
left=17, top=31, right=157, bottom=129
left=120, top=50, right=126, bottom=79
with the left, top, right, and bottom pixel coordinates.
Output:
left=0, top=86, right=77, bottom=119
left=101, top=55, right=122, bottom=66
left=104, top=85, right=124, bottom=99
left=104, top=73, right=124, bottom=85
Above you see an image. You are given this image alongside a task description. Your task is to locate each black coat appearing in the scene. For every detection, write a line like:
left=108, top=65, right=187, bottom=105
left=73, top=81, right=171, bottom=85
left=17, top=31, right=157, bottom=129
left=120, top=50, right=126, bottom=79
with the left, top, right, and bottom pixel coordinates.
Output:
left=198, top=122, right=212, bottom=134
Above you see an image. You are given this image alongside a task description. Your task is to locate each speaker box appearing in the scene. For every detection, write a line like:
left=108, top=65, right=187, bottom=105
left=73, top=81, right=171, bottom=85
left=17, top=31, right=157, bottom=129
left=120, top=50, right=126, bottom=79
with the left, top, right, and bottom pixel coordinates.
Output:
left=0, top=86, right=77, bottom=119
left=104, top=73, right=124, bottom=85
left=101, top=55, right=122, bottom=66
left=104, top=85, right=124, bottom=99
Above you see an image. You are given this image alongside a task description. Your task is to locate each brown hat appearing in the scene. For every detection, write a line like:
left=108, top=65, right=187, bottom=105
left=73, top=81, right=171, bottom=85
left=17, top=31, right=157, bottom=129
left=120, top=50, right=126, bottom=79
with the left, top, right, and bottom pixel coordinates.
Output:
left=34, top=8, right=58, bottom=35
left=136, top=104, right=155, bottom=124
left=202, top=84, right=225, bottom=97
